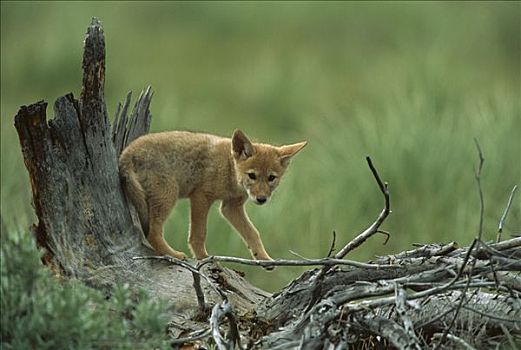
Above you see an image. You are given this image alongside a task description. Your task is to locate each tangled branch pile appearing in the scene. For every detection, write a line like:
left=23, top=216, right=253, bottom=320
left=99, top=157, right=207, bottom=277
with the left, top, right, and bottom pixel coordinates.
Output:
left=157, top=220, right=520, bottom=349
left=255, top=237, right=521, bottom=349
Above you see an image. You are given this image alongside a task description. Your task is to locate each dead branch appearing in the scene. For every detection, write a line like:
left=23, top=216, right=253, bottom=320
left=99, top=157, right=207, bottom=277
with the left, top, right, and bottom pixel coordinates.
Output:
left=131, top=255, right=228, bottom=302
left=497, top=184, right=518, bottom=242
left=394, top=284, right=421, bottom=348
left=210, top=301, right=241, bottom=350
left=170, top=328, right=212, bottom=346
left=474, top=138, right=485, bottom=241
left=335, top=156, right=391, bottom=259
left=432, top=333, right=477, bottom=350
left=326, top=231, right=336, bottom=257
left=359, top=317, right=422, bottom=350
left=197, top=255, right=399, bottom=270
left=489, top=236, right=521, bottom=250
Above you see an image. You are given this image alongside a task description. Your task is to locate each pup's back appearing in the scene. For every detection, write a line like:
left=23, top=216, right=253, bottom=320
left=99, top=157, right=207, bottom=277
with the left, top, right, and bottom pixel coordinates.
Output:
left=119, top=131, right=225, bottom=232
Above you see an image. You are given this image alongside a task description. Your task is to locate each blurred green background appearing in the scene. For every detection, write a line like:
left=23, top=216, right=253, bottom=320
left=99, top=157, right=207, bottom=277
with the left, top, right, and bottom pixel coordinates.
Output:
left=1, top=2, right=519, bottom=292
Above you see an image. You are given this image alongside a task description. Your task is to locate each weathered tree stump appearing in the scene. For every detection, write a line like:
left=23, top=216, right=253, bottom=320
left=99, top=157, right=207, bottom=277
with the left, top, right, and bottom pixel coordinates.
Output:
left=14, top=19, right=267, bottom=333
left=14, top=19, right=521, bottom=349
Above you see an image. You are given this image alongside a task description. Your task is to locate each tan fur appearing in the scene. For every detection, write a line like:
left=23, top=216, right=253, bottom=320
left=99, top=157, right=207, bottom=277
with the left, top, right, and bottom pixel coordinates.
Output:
left=119, top=129, right=306, bottom=260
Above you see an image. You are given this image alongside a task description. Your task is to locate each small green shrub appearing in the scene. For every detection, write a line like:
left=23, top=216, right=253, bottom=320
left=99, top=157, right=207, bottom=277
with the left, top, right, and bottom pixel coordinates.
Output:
left=0, top=229, right=172, bottom=349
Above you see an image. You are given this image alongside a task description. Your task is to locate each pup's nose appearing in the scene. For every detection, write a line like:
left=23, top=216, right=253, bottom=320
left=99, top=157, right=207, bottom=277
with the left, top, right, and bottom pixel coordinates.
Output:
left=256, top=196, right=267, bottom=204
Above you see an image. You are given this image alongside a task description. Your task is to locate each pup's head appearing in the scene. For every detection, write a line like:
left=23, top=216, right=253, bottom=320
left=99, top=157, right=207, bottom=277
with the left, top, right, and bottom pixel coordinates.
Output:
left=231, top=129, right=307, bottom=205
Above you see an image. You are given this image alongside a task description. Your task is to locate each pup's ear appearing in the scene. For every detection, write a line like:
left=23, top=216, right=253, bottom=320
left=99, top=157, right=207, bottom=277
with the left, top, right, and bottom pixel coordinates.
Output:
left=232, top=129, right=255, bottom=160
left=279, top=141, right=307, bottom=167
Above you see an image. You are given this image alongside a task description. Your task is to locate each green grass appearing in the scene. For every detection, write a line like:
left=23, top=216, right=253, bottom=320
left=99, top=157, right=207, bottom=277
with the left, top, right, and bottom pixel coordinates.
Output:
left=1, top=2, right=519, bottom=292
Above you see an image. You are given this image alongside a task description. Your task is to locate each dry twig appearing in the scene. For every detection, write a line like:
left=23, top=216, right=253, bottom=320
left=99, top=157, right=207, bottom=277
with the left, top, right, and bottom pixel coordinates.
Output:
left=497, top=184, right=518, bottom=242
left=197, top=255, right=398, bottom=270
left=474, top=138, right=485, bottom=241
left=335, top=156, right=390, bottom=259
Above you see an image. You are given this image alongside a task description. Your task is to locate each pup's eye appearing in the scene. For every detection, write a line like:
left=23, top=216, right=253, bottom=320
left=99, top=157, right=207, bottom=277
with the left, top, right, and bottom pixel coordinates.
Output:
left=268, top=174, right=277, bottom=182
left=247, top=173, right=256, bottom=180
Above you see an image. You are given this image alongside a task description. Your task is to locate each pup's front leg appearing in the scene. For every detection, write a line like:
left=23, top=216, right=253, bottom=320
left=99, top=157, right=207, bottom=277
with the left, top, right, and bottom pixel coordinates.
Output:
left=220, top=199, right=272, bottom=261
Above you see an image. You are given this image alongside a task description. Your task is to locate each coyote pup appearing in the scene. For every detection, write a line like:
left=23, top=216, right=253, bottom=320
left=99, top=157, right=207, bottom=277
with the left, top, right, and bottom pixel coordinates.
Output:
left=119, top=129, right=306, bottom=261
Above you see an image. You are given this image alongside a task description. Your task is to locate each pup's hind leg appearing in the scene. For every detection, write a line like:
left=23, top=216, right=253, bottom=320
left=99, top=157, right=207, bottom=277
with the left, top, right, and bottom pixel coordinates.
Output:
left=147, top=183, right=187, bottom=259
left=188, top=193, right=213, bottom=259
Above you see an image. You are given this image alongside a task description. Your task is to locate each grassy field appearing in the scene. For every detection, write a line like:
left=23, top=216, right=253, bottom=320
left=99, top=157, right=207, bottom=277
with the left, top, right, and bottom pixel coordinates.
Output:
left=1, top=2, right=519, bottom=291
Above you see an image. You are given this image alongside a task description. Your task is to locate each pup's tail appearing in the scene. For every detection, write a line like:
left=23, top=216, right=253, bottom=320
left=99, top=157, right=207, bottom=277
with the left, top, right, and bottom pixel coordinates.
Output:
left=120, top=165, right=149, bottom=235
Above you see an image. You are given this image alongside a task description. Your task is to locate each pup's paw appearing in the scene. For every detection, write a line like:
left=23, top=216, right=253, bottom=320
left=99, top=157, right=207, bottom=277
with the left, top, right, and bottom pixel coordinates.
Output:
left=256, top=254, right=275, bottom=271
left=170, top=251, right=188, bottom=260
